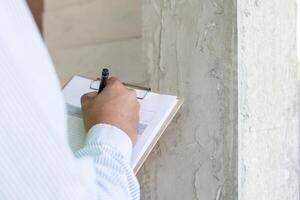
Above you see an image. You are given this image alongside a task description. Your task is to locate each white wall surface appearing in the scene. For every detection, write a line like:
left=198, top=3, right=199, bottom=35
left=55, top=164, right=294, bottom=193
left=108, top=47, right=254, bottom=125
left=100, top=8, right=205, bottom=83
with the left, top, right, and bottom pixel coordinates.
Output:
left=238, top=1, right=299, bottom=199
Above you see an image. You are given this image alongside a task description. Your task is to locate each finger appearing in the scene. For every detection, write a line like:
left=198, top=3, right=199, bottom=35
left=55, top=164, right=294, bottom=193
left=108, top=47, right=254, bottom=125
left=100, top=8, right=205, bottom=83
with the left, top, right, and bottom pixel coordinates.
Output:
left=81, top=92, right=97, bottom=105
left=106, top=77, right=122, bottom=86
left=104, top=77, right=126, bottom=93
left=127, top=88, right=137, bottom=97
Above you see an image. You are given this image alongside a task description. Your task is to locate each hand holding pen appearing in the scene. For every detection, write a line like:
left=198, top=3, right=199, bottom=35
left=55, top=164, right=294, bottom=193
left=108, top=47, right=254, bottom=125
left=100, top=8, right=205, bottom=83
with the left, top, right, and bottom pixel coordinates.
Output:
left=81, top=69, right=140, bottom=144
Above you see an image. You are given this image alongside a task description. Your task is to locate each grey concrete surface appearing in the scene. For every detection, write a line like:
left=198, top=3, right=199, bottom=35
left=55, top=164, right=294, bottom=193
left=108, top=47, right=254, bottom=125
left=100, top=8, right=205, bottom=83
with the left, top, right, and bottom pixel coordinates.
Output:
left=138, top=0, right=237, bottom=199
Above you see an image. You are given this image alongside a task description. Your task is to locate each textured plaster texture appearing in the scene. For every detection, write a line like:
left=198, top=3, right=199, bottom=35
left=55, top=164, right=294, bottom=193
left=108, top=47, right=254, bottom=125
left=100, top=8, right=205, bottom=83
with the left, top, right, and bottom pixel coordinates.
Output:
left=238, top=0, right=299, bottom=199
left=139, top=0, right=237, bottom=199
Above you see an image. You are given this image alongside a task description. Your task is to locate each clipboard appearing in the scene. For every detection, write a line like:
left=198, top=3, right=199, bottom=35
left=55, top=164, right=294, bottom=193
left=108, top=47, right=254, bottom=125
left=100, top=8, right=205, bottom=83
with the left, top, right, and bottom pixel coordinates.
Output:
left=133, top=97, right=184, bottom=174
left=89, top=78, right=151, bottom=100
left=63, top=75, right=184, bottom=173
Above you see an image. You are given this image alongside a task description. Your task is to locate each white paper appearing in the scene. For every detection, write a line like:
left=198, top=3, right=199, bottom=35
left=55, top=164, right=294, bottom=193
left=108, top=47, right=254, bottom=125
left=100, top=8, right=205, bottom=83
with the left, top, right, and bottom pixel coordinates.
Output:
left=63, top=76, right=178, bottom=169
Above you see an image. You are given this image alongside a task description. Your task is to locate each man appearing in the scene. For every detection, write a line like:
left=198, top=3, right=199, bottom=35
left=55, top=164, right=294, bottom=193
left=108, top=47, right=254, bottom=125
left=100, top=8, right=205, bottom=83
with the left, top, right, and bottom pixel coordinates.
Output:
left=0, top=1, right=140, bottom=199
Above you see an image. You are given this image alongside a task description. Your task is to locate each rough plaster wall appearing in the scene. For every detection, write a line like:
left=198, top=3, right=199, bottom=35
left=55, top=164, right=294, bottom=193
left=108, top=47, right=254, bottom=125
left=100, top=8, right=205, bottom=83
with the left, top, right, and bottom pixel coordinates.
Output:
left=238, top=0, right=299, bottom=200
left=138, top=0, right=237, bottom=199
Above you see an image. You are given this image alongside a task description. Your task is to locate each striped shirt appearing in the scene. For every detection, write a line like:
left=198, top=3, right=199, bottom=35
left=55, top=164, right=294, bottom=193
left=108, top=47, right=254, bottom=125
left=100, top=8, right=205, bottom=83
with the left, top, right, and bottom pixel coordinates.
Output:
left=0, top=0, right=140, bottom=199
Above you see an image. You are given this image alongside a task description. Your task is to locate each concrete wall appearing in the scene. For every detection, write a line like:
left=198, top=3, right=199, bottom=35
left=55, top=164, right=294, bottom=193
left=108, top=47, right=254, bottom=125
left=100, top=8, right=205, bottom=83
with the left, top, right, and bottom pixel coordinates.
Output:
left=44, top=0, right=299, bottom=199
left=238, top=1, right=299, bottom=199
left=139, top=0, right=237, bottom=199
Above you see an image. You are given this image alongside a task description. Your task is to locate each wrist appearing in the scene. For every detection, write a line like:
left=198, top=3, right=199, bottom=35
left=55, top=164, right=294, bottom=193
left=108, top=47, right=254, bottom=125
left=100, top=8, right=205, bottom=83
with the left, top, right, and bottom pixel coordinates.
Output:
left=85, top=123, right=133, bottom=163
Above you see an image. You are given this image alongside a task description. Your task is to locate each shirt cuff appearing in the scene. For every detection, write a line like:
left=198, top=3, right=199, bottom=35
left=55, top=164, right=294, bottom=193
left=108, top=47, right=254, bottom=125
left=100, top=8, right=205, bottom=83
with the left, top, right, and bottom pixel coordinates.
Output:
left=85, top=124, right=133, bottom=163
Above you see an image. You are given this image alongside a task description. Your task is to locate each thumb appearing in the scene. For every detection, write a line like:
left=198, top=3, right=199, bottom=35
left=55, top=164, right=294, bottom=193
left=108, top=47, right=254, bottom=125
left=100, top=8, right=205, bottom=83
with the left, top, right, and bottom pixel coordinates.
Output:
left=81, top=92, right=97, bottom=105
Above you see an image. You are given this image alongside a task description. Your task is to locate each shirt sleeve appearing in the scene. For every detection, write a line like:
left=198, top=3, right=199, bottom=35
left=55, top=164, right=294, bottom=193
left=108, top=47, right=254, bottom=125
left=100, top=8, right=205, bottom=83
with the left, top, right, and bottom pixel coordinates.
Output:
left=0, top=1, right=140, bottom=199
left=75, top=124, right=140, bottom=200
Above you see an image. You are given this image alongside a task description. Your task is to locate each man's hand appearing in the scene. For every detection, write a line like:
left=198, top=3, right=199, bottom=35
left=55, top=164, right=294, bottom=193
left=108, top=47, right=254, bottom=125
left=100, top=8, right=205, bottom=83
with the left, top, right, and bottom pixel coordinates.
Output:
left=81, top=77, right=140, bottom=144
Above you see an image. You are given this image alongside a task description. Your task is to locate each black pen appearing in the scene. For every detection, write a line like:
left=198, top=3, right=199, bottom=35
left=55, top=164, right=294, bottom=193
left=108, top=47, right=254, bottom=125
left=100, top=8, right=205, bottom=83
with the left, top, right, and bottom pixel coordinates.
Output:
left=98, top=68, right=109, bottom=94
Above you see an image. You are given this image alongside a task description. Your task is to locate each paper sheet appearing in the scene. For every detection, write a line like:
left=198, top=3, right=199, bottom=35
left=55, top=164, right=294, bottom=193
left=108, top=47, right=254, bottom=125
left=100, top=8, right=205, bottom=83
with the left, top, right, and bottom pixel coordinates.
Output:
left=63, top=76, right=178, bottom=169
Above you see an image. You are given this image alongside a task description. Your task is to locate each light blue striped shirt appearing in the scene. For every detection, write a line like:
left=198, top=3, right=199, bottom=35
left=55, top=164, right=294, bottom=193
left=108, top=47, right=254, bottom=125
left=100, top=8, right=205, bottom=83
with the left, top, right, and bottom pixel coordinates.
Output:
left=76, top=124, right=140, bottom=199
left=0, top=0, right=140, bottom=199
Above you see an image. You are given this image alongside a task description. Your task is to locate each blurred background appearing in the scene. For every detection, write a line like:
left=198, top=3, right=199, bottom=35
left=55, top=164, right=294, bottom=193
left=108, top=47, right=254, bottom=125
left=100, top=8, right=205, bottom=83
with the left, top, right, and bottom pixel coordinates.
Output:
left=28, top=0, right=143, bottom=86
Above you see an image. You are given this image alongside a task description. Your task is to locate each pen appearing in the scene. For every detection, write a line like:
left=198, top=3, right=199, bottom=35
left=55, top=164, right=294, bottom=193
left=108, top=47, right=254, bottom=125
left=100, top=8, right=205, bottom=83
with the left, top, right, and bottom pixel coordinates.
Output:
left=98, top=68, right=109, bottom=94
